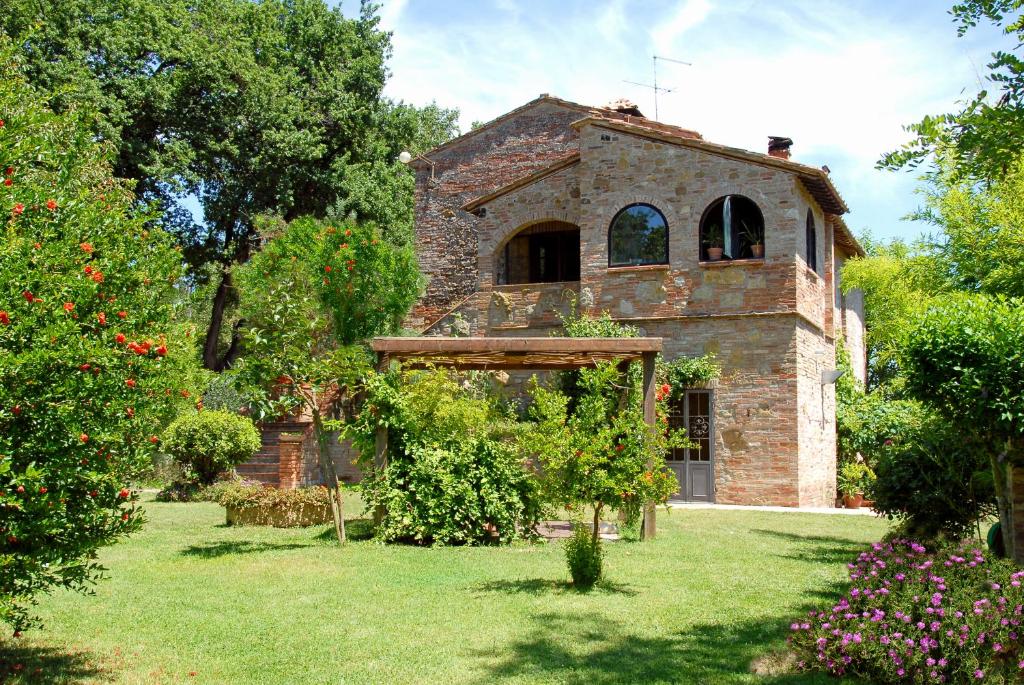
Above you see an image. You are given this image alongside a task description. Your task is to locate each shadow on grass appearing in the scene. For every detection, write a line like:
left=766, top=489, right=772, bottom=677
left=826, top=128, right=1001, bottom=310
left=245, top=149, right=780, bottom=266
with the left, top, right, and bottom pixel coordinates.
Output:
left=314, top=518, right=375, bottom=542
left=472, top=611, right=840, bottom=685
left=0, top=642, right=110, bottom=684
left=751, top=529, right=867, bottom=566
left=474, top=578, right=639, bottom=596
left=179, top=540, right=312, bottom=558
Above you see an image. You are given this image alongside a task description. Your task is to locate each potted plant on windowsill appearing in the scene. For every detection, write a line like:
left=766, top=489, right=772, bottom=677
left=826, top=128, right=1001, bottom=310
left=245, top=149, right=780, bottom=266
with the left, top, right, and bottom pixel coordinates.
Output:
left=703, top=223, right=724, bottom=261
left=740, top=219, right=764, bottom=259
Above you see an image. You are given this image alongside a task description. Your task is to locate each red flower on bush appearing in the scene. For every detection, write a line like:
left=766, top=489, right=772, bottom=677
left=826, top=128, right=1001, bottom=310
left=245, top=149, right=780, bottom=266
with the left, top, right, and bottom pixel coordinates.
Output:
left=38, top=487, right=46, bottom=494
left=79, top=363, right=90, bottom=371
left=115, top=333, right=126, bottom=344
left=3, top=179, right=11, bottom=187
left=117, top=311, right=126, bottom=319
left=91, top=272, right=103, bottom=283
left=118, top=488, right=130, bottom=498
left=324, top=265, right=332, bottom=273
left=79, top=433, right=89, bottom=443
left=0, top=311, right=9, bottom=325
left=97, top=312, right=106, bottom=325
left=125, top=379, right=136, bottom=388
left=45, top=199, right=56, bottom=211
left=12, top=203, right=24, bottom=215
left=155, top=345, right=167, bottom=357
left=125, top=407, right=134, bottom=417
left=80, top=242, right=93, bottom=253
left=84, top=266, right=93, bottom=274
left=63, top=302, right=74, bottom=312
left=344, top=229, right=352, bottom=237
left=22, top=291, right=33, bottom=303
left=149, top=435, right=158, bottom=444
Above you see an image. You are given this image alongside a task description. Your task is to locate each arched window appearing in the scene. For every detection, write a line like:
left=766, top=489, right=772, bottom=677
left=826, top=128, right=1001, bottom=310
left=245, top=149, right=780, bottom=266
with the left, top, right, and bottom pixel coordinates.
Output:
left=805, top=209, right=818, bottom=273
left=608, top=204, right=668, bottom=267
left=699, top=195, right=764, bottom=261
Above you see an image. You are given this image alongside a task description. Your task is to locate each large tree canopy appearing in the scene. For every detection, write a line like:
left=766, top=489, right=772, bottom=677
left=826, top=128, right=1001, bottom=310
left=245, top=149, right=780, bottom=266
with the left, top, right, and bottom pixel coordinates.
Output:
left=2, top=0, right=459, bottom=370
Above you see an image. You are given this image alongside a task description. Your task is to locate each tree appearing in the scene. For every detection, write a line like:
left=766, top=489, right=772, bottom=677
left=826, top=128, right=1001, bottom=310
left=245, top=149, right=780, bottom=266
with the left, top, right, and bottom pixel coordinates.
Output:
left=0, top=44, right=196, bottom=631
left=232, top=216, right=421, bottom=543
left=2, top=0, right=459, bottom=371
left=901, top=294, right=1024, bottom=558
left=880, top=1, right=1024, bottom=181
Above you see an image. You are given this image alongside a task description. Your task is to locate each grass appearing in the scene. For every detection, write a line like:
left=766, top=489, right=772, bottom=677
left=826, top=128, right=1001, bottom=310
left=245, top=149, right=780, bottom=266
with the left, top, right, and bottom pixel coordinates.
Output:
left=1, top=494, right=889, bottom=684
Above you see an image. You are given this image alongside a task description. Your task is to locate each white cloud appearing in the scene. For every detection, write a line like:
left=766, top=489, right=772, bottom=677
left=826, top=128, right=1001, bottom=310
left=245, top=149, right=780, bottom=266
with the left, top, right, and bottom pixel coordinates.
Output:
left=651, top=0, right=714, bottom=56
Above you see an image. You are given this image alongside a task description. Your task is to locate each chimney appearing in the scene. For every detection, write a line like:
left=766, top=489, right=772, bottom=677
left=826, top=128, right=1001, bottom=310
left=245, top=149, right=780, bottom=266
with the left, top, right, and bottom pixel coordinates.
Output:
left=768, top=136, right=793, bottom=160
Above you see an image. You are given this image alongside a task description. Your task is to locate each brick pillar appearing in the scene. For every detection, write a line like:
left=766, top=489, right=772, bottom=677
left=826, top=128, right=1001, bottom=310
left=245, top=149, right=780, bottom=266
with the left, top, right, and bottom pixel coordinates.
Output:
left=278, top=433, right=304, bottom=490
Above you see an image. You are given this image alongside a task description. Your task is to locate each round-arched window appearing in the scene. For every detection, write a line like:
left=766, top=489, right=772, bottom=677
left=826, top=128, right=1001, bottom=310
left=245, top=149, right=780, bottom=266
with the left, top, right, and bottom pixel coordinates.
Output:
left=699, top=195, right=765, bottom=261
left=608, top=203, right=669, bottom=267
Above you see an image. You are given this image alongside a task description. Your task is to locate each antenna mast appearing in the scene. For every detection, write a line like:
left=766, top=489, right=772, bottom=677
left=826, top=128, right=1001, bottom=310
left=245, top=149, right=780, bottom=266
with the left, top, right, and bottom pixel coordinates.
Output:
left=623, top=55, right=692, bottom=120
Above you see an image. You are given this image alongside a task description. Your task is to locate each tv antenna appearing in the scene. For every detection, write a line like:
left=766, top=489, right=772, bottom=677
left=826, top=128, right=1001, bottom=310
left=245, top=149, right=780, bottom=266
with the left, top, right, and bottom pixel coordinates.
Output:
left=622, top=55, right=692, bottom=120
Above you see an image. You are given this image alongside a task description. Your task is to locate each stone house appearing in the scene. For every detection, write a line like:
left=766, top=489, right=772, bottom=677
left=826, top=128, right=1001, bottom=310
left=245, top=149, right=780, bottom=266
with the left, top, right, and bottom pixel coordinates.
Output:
left=405, top=94, right=867, bottom=508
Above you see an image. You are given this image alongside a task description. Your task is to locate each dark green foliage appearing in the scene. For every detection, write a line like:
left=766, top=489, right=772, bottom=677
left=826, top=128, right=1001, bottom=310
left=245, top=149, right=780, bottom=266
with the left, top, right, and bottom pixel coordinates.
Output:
left=837, top=392, right=930, bottom=469
left=345, top=369, right=543, bottom=545
left=564, top=525, right=603, bottom=589
left=871, top=423, right=996, bottom=539
left=662, top=354, right=720, bottom=398
left=162, top=410, right=261, bottom=485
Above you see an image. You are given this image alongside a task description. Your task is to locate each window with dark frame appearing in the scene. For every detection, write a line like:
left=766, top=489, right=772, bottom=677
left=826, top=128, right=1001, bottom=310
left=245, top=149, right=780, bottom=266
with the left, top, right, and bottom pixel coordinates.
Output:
left=499, top=221, right=581, bottom=285
left=607, top=203, right=669, bottom=267
left=806, top=209, right=818, bottom=273
left=698, top=195, right=765, bottom=262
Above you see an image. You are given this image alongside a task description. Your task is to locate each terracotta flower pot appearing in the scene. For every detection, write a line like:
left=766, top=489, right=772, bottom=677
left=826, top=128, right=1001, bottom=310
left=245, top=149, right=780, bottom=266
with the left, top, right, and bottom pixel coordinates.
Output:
left=751, top=244, right=764, bottom=258
left=706, top=247, right=724, bottom=261
left=842, top=493, right=864, bottom=509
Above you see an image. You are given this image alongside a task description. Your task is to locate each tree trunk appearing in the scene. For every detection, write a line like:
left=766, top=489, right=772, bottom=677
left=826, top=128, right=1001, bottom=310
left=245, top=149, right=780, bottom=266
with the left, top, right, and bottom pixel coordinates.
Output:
left=203, top=268, right=233, bottom=371
left=591, top=502, right=603, bottom=546
left=312, top=407, right=345, bottom=544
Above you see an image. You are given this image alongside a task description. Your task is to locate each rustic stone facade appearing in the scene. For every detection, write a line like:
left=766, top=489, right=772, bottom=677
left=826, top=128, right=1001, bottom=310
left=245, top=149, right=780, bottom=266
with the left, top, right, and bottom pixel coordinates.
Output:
left=409, top=95, right=866, bottom=508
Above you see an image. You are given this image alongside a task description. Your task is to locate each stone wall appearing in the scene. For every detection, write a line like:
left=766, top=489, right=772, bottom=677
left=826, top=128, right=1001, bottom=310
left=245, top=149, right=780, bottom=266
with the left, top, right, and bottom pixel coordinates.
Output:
left=409, top=101, right=585, bottom=328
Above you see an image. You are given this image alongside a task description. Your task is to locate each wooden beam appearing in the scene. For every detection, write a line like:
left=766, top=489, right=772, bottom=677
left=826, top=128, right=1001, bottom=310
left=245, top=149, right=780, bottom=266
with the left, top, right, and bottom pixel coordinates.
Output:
left=372, top=336, right=663, bottom=355
left=641, top=351, right=657, bottom=541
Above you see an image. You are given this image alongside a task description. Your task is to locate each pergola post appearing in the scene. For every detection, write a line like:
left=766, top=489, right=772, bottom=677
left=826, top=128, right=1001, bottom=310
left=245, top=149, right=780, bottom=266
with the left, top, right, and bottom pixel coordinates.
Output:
left=641, top=350, right=657, bottom=540
left=373, top=352, right=389, bottom=527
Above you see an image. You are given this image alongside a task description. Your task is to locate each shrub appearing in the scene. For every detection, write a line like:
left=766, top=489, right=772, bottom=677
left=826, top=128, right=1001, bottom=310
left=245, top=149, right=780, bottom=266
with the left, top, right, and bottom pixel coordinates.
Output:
left=162, top=410, right=261, bottom=486
left=837, top=393, right=930, bottom=470
left=206, top=482, right=332, bottom=527
left=0, top=43, right=198, bottom=632
left=789, top=539, right=1024, bottom=684
left=345, top=368, right=543, bottom=545
left=564, top=525, right=603, bottom=589
left=662, top=354, right=720, bottom=396
left=871, top=424, right=996, bottom=540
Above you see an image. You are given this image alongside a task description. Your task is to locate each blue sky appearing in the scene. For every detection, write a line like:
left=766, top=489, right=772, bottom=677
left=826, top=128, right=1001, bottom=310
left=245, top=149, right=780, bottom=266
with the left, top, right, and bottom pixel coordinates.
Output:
left=335, top=0, right=1011, bottom=243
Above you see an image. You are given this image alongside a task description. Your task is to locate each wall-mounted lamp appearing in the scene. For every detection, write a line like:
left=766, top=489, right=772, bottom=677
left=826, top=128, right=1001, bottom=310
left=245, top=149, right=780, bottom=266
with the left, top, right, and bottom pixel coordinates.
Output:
left=398, top=150, right=436, bottom=181
left=821, top=368, right=845, bottom=385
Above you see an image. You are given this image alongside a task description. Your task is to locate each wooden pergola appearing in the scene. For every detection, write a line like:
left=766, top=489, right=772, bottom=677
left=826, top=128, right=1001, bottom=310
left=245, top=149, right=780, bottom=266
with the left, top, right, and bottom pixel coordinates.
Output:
left=371, top=336, right=664, bottom=539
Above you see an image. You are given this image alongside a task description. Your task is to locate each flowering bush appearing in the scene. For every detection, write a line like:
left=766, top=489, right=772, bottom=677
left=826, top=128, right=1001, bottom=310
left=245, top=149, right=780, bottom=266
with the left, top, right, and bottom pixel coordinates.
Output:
left=790, top=539, right=1024, bottom=683
left=0, top=44, right=195, bottom=630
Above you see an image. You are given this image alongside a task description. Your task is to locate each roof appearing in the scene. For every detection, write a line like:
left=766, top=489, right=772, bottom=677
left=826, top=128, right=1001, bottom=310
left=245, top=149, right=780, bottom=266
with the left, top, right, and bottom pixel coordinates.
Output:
left=372, top=336, right=663, bottom=370
left=411, top=94, right=701, bottom=167
left=831, top=214, right=865, bottom=257
left=462, top=153, right=580, bottom=212
left=572, top=116, right=849, bottom=215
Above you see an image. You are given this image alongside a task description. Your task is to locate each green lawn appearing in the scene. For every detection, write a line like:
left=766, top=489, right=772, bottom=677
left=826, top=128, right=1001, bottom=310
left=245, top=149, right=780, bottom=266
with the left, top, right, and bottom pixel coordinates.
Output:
left=1, top=495, right=889, bottom=684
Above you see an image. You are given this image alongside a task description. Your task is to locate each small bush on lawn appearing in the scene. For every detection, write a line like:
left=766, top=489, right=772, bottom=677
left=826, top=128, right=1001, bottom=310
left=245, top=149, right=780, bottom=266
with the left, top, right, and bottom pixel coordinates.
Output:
left=789, top=539, right=1024, bottom=683
left=346, top=368, right=543, bottom=545
left=162, top=410, right=261, bottom=485
left=564, top=525, right=603, bottom=588
left=207, top=482, right=332, bottom=527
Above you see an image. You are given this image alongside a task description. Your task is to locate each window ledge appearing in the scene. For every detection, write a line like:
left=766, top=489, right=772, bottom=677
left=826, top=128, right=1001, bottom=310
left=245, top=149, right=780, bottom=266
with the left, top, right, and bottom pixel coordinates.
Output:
left=492, top=280, right=580, bottom=289
left=699, top=258, right=765, bottom=268
left=606, top=264, right=671, bottom=273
